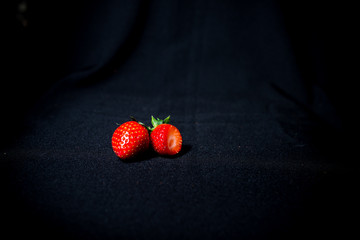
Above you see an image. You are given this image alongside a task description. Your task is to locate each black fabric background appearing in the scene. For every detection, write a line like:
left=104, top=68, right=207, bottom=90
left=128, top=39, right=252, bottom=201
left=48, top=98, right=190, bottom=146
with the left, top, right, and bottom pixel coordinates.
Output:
left=2, top=0, right=357, bottom=239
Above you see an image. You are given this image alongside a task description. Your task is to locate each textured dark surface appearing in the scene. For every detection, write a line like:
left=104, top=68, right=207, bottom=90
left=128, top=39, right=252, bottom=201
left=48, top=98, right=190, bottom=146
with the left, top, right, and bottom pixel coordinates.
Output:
left=2, top=0, right=357, bottom=239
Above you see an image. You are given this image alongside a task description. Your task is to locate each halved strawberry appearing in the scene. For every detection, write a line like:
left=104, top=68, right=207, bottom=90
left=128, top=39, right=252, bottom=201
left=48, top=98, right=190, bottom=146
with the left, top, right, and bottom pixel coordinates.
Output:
left=112, top=119, right=150, bottom=159
left=149, top=116, right=182, bottom=155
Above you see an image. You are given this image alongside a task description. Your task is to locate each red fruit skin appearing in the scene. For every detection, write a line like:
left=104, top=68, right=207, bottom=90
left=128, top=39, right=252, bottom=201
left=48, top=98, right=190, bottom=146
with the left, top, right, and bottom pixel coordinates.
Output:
left=150, top=124, right=182, bottom=155
left=112, top=121, right=150, bottom=159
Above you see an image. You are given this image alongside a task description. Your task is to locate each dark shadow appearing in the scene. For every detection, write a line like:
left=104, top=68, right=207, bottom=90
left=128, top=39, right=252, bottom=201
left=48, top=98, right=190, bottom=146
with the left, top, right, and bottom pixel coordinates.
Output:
left=162, top=144, right=192, bottom=159
left=74, top=0, right=152, bottom=87
left=120, top=149, right=158, bottom=164
left=278, top=171, right=358, bottom=239
left=269, top=82, right=353, bottom=164
left=120, top=144, right=192, bottom=163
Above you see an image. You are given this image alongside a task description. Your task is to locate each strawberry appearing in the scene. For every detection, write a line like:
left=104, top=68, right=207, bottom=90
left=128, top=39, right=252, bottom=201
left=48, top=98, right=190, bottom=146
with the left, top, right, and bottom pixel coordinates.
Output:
left=149, top=116, right=182, bottom=156
left=112, top=119, right=150, bottom=159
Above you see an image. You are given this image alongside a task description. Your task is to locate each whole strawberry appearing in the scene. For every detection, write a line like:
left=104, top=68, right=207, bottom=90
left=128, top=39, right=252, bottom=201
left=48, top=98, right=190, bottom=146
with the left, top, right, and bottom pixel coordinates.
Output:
left=149, top=116, right=182, bottom=156
left=112, top=119, right=150, bottom=159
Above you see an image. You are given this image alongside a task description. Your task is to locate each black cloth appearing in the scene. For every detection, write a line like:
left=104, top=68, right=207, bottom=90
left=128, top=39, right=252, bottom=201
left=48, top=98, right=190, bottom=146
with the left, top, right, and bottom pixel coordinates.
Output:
left=2, top=0, right=357, bottom=239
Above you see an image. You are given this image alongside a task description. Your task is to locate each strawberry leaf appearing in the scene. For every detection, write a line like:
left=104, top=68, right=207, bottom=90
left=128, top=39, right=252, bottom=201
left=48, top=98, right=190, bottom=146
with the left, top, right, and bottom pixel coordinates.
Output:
left=149, top=115, right=171, bottom=131
left=163, top=115, right=171, bottom=124
left=151, top=116, right=162, bottom=128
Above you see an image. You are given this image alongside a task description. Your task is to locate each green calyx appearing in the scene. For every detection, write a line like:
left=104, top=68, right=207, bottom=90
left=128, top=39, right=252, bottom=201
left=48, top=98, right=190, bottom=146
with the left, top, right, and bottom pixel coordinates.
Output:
left=129, top=115, right=170, bottom=132
left=149, top=115, right=170, bottom=132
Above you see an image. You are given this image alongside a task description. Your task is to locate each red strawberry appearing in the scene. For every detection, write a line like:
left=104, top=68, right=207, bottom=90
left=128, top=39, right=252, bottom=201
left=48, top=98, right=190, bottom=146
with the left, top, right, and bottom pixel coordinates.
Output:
left=112, top=119, right=150, bottom=159
left=149, top=116, right=182, bottom=156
